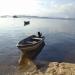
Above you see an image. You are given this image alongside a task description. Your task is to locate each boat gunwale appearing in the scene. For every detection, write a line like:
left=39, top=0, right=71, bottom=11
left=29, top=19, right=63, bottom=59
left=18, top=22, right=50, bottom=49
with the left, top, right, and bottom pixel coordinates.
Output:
left=17, top=35, right=44, bottom=48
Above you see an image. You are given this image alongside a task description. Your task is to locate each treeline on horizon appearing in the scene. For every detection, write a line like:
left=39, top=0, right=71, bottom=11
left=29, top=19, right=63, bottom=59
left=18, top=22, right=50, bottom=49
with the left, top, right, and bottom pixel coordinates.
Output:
left=0, top=15, right=75, bottom=20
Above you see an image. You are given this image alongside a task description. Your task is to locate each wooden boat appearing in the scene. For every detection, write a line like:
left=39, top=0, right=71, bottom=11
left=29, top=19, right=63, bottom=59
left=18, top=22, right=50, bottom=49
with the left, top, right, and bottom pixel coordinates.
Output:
left=24, top=21, right=30, bottom=25
left=17, top=35, right=45, bottom=54
left=19, top=41, right=45, bottom=60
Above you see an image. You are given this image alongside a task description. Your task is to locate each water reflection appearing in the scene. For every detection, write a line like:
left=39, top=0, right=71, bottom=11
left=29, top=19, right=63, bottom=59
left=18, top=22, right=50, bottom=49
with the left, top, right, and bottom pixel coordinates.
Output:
left=36, top=33, right=75, bottom=63
left=18, top=42, right=45, bottom=72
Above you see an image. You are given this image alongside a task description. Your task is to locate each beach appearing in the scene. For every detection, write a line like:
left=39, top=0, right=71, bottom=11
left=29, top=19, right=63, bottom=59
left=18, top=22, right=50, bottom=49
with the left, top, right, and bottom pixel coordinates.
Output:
left=1, top=61, right=75, bottom=75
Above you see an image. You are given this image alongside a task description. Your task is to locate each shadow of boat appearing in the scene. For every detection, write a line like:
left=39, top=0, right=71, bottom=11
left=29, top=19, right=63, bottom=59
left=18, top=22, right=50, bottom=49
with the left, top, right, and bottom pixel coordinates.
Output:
left=25, top=41, right=45, bottom=59
left=18, top=42, right=45, bottom=68
left=19, top=41, right=45, bottom=61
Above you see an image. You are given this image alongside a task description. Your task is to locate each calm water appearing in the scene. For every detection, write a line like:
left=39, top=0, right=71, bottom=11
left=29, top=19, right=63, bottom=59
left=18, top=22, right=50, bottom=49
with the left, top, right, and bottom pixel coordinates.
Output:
left=0, top=18, right=75, bottom=74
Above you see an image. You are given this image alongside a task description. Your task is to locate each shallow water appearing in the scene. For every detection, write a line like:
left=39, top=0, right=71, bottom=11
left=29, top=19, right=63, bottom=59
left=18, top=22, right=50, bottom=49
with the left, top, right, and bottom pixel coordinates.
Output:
left=0, top=18, right=75, bottom=74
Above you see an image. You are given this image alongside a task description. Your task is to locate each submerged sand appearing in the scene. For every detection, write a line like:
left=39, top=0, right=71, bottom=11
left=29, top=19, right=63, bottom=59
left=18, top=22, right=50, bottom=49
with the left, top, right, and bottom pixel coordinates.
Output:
left=16, top=62, right=75, bottom=75
left=0, top=53, right=75, bottom=75
left=1, top=62, right=75, bottom=75
left=0, top=54, right=75, bottom=75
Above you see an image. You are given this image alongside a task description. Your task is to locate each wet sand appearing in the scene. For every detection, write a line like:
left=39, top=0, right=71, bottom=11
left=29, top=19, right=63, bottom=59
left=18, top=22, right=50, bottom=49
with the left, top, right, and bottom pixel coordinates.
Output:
left=0, top=53, right=75, bottom=75
left=1, top=61, right=75, bottom=75
left=17, top=60, right=75, bottom=75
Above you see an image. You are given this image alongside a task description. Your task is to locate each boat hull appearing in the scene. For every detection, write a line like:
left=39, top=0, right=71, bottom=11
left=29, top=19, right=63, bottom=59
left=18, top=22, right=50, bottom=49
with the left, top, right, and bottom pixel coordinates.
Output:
left=18, top=39, right=44, bottom=53
left=25, top=41, right=45, bottom=59
left=17, top=36, right=45, bottom=59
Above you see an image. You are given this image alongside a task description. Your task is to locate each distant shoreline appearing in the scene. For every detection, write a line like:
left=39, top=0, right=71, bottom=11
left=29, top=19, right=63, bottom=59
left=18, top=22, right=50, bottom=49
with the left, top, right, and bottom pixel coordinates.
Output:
left=0, top=15, right=75, bottom=20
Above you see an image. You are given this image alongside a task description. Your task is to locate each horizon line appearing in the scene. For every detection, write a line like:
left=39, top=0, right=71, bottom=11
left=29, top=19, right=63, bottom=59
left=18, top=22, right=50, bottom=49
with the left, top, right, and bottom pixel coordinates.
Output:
left=0, top=15, right=75, bottom=20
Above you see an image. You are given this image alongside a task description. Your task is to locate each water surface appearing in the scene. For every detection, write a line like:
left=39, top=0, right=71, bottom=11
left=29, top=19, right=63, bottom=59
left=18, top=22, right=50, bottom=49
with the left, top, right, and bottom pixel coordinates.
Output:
left=0, top=18, right=75, bottom=74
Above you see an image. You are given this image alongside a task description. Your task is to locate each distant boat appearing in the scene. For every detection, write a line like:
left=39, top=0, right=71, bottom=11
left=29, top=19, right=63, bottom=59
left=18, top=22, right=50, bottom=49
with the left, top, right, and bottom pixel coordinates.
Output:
left=17, top=34, right=45, bottom=59
left=24, top=21, right=30, bottom=25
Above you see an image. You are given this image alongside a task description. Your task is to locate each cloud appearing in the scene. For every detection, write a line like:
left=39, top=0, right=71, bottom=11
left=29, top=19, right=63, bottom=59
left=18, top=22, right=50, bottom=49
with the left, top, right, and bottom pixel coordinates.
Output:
left=0, top=0, right=40, bottom=15
left=38, top=1, right=75, bottom=18
left=0, top=0, right=75, bottom=18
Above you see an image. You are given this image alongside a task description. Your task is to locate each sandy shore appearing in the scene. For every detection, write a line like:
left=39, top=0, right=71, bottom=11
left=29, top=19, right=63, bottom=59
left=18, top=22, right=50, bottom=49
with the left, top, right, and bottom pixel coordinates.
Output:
left=0, top=50, right=74, bottom=75
left=0, top=60, right=75, bottom=75
left=0, top=55, right=75, bottom=75
left=17, top=62, right=75, bottom=75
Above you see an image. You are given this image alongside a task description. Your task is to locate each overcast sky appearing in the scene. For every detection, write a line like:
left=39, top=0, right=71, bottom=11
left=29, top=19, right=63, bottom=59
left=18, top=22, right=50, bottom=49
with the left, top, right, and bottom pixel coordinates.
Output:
left=0, top=0, right=75, bottom=18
